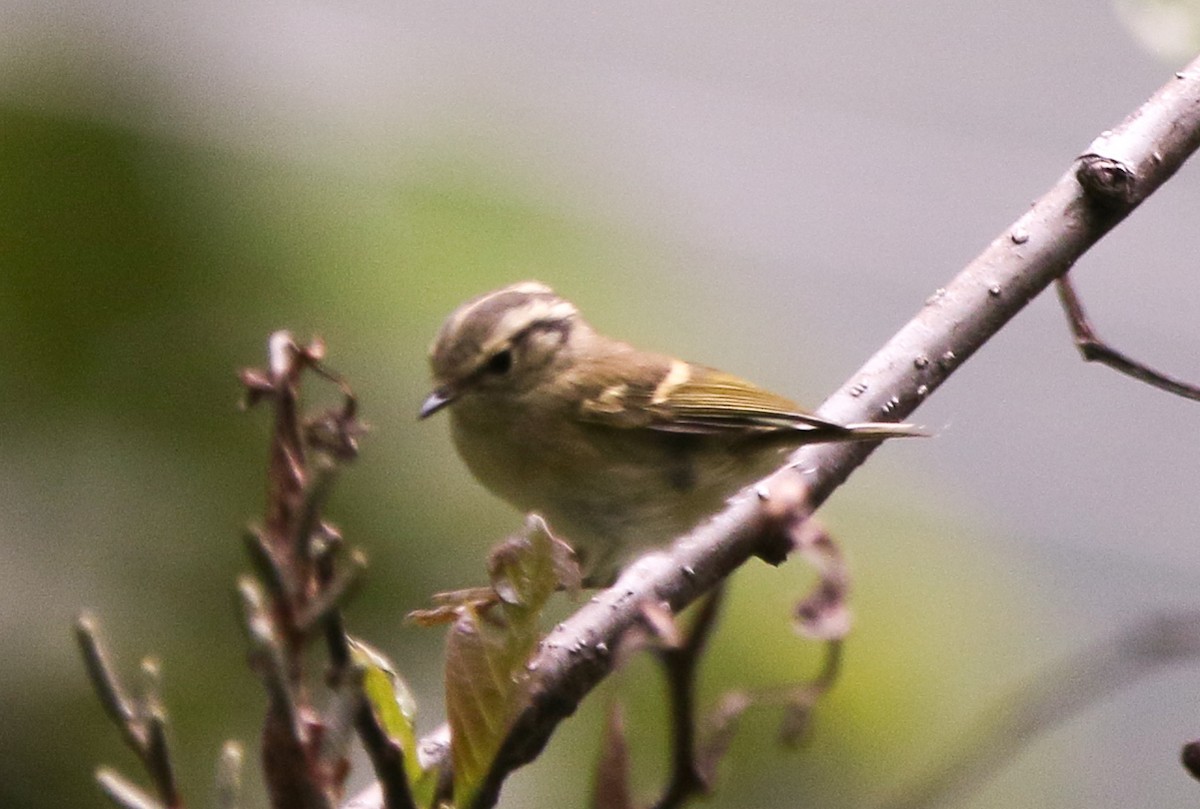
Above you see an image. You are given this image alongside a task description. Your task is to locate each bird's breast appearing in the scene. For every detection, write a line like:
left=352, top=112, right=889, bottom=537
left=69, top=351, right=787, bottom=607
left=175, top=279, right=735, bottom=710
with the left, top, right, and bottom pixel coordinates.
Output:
left=447, top=399, right=785, bottom=582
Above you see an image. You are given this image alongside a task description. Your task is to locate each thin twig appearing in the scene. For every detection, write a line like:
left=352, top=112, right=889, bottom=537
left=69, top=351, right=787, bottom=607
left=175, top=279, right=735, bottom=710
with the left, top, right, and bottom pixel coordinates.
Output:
left=298, top=549, right=368, bottom=634
left=77, top=615, right=183, bottom=808
left=294, top=456, right=341, bottom=571
left=76, top=614, right=142, bottom=749
left=243, top=528, right=295, bottom=603
left=776, top=638, right=843, bottom=745
left=144, top=708, right=180, bottom=807
left=591, top=703, right=634, bottom=809
left=1055, top=273, right=1200, bottom=401
left=213, top=742, right=245, bottom=809
left=237, top=577, right=303, bottom=742
left=97, top=768, right=167, bottom=809
left=692, top=637, right=844, bottom=789
left=651, top=586, right=727, bottom=809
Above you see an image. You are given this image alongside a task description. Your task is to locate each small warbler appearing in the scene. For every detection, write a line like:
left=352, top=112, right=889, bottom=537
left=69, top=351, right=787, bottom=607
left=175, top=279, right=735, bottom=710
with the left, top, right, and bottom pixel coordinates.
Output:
left=420, top=281, right=921, bottom=584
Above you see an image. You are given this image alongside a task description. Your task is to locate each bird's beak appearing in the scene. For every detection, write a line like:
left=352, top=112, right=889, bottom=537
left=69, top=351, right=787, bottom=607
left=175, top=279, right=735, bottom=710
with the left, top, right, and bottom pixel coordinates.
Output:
left=419, top=386, right=457, bottom=419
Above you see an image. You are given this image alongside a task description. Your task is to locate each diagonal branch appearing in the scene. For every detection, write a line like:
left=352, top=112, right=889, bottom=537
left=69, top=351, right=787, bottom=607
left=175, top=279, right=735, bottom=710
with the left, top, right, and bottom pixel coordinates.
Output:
left=347, top=55, right=1200, bottom=809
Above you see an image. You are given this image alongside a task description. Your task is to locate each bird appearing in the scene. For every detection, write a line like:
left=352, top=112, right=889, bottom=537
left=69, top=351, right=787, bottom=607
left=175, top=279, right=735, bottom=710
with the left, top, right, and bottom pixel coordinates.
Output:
left=420, top=281, right=922, bottom=585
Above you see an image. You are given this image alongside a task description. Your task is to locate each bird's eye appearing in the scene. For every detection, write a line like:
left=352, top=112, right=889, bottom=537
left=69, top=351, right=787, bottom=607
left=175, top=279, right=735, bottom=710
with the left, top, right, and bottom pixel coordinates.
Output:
left=484, top=349, right=513, bottom=375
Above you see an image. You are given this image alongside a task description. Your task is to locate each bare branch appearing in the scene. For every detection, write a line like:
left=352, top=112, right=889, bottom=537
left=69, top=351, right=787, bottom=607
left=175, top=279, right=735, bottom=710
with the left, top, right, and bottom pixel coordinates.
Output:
left=77, top=614, right=185, bottom=808
left=1055, top=273, right=1200, bottom=400
left=591, top=703, right=634, bottom=809
left=297, top=548, right=368, bottom=634
left=76, top=614, right=143, bottom=750
left=97, top=768, right=166, bottom=809
left=345, top=57, right=1200, bottom=809
left=213, top=742, right=245, bottom=809
left=651, top=587, right=727, bottom=809
left=143, top=707, right=180, bottom=808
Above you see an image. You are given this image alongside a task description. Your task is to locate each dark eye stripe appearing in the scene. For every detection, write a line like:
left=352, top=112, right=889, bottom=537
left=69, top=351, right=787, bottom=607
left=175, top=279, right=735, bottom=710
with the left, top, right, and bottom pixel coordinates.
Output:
left=484, top=349, right=513, bottom=375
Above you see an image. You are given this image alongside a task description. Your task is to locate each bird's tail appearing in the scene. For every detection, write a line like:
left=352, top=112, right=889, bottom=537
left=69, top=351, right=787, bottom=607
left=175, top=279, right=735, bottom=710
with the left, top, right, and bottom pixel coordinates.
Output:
left=839, top=421, right=929, bottom=440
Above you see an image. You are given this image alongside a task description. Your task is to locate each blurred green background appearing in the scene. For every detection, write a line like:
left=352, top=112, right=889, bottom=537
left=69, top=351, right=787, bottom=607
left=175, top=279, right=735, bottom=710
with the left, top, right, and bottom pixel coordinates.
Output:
left=3, top=3, right=1200, bottom=809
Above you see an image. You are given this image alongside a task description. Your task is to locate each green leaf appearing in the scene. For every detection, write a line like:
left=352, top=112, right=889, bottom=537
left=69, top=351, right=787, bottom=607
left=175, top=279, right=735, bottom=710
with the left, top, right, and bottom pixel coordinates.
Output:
left=350, top=638, right=437, bottom=808
left=447, top=517, right=576, bottom=807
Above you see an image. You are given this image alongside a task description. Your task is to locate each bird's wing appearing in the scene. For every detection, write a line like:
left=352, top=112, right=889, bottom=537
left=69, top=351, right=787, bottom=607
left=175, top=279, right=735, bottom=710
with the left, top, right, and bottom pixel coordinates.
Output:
left=578, top=362, right=846, bottom=435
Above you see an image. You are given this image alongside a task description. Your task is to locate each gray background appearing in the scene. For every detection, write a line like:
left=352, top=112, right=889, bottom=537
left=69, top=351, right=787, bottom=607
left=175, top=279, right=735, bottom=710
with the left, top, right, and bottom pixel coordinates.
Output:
left=3, top=2, right=1199, bottom=808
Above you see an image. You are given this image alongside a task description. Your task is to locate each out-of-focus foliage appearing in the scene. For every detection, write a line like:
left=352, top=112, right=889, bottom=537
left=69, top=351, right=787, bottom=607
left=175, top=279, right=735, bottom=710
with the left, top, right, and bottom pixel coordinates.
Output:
left=0, top=63, right=676, bottom=809
left=2, top=47, right=1036, bottom=809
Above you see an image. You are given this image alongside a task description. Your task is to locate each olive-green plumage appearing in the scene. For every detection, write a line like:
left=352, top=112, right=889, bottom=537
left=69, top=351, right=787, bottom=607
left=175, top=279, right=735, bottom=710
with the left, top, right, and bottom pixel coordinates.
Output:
left=421, top=281, right=921, bottom=584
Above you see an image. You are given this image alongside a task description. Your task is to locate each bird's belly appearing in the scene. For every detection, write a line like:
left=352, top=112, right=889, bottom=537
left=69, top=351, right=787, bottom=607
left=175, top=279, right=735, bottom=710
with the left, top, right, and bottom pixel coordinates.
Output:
left=450, top=411, right=787, bottom=582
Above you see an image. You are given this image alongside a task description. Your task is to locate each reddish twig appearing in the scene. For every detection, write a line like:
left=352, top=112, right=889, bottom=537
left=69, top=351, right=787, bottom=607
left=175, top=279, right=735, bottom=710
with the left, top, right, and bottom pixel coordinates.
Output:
left=1055, top=273, right=1200, bottom=401
left=237, top=332, right=378, bottom=809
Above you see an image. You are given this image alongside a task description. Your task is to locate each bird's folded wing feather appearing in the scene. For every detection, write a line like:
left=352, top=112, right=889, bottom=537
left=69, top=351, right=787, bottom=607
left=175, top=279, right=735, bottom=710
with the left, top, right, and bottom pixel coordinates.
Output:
left=578, top=364, right=849, bottom=435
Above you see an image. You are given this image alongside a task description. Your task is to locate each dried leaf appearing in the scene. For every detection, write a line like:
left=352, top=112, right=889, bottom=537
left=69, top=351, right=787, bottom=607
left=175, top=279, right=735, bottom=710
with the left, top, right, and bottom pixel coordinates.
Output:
left=794, top=582, right=852, bottom=640
left=696, top=691, right=752, bottom=788
left=404, top=604, right=467, bottom=628
left=405, top=588, right=499, bottom=627
left=791, top=521, right=853, bottom=640
left=639, top=601, right=683, bottom=649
